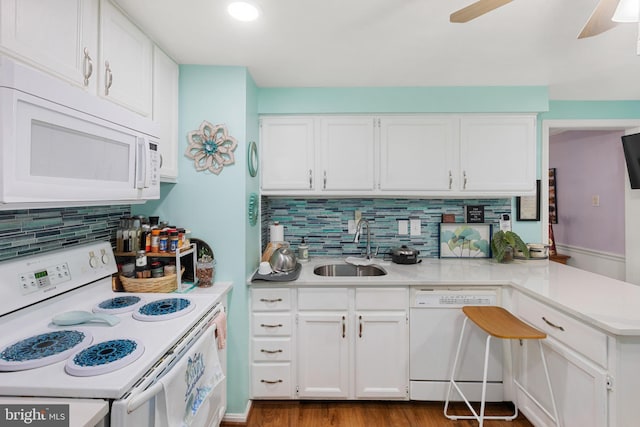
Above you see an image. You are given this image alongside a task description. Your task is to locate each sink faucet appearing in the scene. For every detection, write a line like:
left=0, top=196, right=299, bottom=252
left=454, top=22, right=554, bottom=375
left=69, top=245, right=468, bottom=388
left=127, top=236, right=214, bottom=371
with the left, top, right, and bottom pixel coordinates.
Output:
left=353, top=219, right=374, bottom=259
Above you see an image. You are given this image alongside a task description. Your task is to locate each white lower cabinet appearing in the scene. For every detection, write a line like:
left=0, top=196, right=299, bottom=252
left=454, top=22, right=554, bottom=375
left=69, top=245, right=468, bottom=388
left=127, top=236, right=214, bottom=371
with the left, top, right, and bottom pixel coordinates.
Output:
left=513, top=292, right=610, bottom=427
left=296, top=287, right=408, bottom=400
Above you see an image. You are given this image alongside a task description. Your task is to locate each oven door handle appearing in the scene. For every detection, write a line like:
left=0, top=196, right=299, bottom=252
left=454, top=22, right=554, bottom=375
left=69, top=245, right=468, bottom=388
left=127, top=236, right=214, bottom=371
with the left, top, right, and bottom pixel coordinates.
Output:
left=127, top=381, right=164, bottom=413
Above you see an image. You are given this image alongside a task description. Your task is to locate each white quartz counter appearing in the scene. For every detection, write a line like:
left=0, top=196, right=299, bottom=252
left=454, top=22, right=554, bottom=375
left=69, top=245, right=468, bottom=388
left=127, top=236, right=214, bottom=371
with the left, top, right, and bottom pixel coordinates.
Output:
left=250, top=257, right=640, bottom=337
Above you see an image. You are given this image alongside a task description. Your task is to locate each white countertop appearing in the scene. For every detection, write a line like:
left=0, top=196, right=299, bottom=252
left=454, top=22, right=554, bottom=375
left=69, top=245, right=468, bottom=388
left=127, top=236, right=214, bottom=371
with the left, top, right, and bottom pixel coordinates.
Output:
left=250, top=257, right=640, bottom=337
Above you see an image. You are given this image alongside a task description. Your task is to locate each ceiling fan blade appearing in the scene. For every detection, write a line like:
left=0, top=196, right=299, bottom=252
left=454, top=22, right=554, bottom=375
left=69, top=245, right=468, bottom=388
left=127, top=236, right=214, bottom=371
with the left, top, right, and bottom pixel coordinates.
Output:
left=578, top=0, right=620, bottom=39
left=450, top=0, right=513, bottom=23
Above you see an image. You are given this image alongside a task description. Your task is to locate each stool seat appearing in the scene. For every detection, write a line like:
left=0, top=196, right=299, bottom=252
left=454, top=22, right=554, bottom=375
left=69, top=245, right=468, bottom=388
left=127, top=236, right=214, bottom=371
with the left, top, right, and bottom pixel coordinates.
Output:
left=462, top=306, right=546, bottom=340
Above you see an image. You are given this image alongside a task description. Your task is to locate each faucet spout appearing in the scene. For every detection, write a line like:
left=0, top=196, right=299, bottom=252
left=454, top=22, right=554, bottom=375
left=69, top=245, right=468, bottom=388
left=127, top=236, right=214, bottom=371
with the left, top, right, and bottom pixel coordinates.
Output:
left=354, top=219, right=373, bottom=259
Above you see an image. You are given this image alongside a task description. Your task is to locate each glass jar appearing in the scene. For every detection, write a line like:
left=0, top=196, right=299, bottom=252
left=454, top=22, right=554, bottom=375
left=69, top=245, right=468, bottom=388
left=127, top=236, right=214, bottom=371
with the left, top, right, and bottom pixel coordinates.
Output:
left=196, top=255, right=215, bottom=287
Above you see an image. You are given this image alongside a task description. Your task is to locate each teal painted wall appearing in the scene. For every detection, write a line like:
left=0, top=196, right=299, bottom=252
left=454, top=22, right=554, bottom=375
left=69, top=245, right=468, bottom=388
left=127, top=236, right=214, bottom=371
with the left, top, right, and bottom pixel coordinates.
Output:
left=134, top=65, right=258, bottom=415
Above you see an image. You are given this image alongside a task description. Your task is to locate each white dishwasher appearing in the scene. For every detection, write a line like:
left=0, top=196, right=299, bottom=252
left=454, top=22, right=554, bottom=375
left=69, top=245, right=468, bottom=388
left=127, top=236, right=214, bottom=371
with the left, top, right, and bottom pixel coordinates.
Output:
left=409, top=288, right=504, bottom=401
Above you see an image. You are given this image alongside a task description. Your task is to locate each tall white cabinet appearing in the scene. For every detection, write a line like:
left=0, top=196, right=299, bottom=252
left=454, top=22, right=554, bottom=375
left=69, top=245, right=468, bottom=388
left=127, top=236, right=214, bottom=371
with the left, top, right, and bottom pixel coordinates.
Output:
left=153, top=45, right=180, bottom=182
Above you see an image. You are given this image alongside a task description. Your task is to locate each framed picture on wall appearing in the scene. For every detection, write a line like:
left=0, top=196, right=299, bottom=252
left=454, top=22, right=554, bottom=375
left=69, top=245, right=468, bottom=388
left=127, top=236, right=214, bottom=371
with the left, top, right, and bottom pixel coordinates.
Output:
left=549, top=168, right=558, bottom=224
left=516, top=180, right=541, bottom=221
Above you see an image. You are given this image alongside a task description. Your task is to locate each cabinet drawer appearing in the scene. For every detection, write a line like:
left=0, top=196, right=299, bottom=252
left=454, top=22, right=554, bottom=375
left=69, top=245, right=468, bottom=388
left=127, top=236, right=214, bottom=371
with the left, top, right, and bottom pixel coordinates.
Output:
left=252, top=338, right=292, bottom=362
left=252, top=313, right=292, bottom=336
left=252, top=288, right=291, bottom=311
left=298, top=287, right=348, bottom=310
left=252, top=363, right=292, bottom=398
left=515, top=292, right=607, bottom=367
left=356, top=287, right=407, bottom=310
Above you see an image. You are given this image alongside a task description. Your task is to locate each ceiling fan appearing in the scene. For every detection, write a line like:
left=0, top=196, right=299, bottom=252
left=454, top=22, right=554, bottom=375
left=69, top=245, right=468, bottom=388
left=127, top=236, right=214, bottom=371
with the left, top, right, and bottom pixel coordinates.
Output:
left=450, top=0, right=620, bottom=39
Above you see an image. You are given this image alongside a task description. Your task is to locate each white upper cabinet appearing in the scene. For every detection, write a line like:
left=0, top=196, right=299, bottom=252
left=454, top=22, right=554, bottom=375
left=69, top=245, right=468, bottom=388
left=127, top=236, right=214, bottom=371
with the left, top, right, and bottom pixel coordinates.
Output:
left=459, top=115, right=536, bottom=194
left=99, top=0, right=152, bottom=116
left=379, top=116, right=458, bottom=192
left=260, top=117, right=315, bottom=191
left=152, top=46, right=179, bottom=182
left=0, top=0, right=99, bottom=89
left=320, top=117, right=376, bottom=191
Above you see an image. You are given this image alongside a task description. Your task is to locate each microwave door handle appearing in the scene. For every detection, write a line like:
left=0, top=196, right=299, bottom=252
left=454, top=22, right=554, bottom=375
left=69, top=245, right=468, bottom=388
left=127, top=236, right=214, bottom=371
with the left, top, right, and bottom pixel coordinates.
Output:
left=135, top=138, right=148, bottom=189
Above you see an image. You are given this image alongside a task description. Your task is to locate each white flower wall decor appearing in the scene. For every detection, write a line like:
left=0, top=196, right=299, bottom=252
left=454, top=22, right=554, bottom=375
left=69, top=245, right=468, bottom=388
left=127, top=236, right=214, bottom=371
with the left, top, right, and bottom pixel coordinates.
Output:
left=185, top=121, right=238, bottom=175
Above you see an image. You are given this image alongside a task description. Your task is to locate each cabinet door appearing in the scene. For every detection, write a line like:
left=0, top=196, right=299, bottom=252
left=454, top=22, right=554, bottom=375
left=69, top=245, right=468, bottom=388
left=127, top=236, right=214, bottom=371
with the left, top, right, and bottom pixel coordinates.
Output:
left=459, top=115, right=536, bottom=194
left=355, top=311, right=408, bottom=398
left=379, top=117, right=457, bottom=191
left=153, top=46, right=179, bottom=181
left=320, top=117, right=375, bottom=191
left=99, top=0, right=152, bottom=116
left=260, top=117, right=315, bottom=191
left=297, top=312, right=349, bottom=398
left=516, top=338, right=608, bottom=427
left=0, top=0, right=98, bottom=89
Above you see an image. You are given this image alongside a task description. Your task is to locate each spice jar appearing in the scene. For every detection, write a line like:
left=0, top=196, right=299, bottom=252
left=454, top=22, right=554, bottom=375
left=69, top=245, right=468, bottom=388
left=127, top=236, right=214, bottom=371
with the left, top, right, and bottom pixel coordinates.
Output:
left=196, top=255, right=215, bottom=287
left=150, top=229, right=160, bottom=253
left=150, top=261, right=164, bottom=278
left=169, top=231, right=179, bottom=253
left=158, top=231, right=168, bottom=253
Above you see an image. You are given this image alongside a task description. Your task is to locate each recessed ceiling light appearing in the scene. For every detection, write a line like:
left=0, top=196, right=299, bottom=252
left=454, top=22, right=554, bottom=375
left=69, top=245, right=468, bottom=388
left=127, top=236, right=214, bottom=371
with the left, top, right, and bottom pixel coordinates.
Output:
left=227, top=1, right=260, bottom=22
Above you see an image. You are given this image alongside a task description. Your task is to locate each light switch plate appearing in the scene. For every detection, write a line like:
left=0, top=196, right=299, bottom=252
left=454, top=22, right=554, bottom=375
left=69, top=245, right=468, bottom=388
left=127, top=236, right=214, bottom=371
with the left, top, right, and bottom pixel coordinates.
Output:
left=410, top=218, right=421, bottom=236
left=398, top=220, right=408, bottom=235
left=355, top=210, right=362, bottom=223
left=348, top=219, right=356, bottom=234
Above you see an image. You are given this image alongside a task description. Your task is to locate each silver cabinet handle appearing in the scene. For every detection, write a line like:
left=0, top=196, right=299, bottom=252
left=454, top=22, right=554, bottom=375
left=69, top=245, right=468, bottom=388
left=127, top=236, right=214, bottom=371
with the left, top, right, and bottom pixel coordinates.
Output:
left=83, top=47, right=93, bottom=86
left=104, top=60, right=113, bottom=95
left=359, top=315, right=363, bottom=338
left=260, top=323, right=283, bottom=328
left=260, top=349, right=283, bottom=354
left=542, top=316, right=565, bottom=331
left=260, top=379, right=283, bottom=384
left=448, top=170, right=453, bottom=189
left=323, top=171, right=327, bottom=189
left=309, top=169, right=313, bottom=189
left=463, top=170, right=468, bottom=189
left=259, top=298, right=283, bottom=303
left=341, top=315, right=346, bottom=338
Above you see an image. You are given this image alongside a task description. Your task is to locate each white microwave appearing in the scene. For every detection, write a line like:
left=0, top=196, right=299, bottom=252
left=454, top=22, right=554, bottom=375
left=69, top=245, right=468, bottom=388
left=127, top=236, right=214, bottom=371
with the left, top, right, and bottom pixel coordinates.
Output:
left=0, top=56, right=160, bottom=210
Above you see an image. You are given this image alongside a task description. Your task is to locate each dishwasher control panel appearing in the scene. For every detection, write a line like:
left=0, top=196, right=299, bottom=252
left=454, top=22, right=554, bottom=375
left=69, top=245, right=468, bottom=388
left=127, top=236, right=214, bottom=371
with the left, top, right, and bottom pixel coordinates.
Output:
left=412, top=289, right=497, bottom=307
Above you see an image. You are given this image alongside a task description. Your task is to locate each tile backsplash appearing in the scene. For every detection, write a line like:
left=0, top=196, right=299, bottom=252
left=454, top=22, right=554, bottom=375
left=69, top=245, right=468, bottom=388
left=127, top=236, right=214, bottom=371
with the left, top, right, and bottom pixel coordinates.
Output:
left=0, top=206, right=129, bottom=262
left=262, top=197, right=511, bottom=259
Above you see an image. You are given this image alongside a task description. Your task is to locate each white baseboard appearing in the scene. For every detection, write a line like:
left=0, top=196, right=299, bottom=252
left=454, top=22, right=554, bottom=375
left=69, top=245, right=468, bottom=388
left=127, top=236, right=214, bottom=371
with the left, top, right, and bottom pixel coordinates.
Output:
left=222, top=400, right=252, bottom=424
left=556, top=243, right=626, bottom=281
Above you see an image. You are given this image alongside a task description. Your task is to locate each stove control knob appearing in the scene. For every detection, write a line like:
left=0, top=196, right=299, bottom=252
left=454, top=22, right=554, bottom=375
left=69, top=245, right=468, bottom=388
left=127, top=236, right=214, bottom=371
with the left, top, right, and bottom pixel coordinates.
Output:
left=89, top=251, right=98, bottom=268
left=101, top=249, right=110, bottom=265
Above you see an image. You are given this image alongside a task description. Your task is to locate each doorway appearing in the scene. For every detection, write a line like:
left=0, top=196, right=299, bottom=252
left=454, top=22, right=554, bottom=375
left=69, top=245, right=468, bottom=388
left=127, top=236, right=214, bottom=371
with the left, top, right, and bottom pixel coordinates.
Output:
left=542, top=120, right=640, bottom=284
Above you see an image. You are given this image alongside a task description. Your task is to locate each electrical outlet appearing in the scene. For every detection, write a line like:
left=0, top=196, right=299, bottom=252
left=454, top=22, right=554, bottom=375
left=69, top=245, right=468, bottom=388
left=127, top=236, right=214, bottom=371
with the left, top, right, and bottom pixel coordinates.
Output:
left=410, top=218, right=421, bottom=236
left=348, top=219, right=356, bottom=234
left=398, top=220, right=408, bottom=235
left=592, top=195, right=600, bottom=207
left=355, top=210, right=362, bottom=223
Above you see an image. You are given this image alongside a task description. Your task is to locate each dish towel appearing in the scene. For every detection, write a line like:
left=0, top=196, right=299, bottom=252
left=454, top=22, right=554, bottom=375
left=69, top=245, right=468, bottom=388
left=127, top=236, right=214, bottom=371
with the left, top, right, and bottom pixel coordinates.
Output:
left=154, top=329, right=225, bottom=427
left=213, top=309, right=227, bottom=350
left=345, top=256, right=374, bottom=266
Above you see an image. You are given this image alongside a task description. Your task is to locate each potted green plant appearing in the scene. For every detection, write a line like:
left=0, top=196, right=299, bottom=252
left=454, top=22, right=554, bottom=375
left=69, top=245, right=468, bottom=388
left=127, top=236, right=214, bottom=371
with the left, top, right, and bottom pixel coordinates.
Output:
left=491, top=230, right=529, bottom=263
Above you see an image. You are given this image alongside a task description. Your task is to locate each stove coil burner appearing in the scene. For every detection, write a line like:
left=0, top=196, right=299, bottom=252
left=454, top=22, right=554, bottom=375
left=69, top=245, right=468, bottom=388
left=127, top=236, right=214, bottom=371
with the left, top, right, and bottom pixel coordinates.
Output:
left=93, top=295, right=144, bottom=314
left=65, top=338, right=144, bottom=377
left=133, top=297, right=195, bottom=322
left=0, top=330, right=93, bottom=371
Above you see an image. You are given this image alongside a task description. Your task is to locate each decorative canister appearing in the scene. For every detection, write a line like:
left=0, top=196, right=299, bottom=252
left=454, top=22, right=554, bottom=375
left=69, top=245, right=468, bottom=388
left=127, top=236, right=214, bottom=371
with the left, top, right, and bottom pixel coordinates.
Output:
left=196, top=255, right=215, bottom=287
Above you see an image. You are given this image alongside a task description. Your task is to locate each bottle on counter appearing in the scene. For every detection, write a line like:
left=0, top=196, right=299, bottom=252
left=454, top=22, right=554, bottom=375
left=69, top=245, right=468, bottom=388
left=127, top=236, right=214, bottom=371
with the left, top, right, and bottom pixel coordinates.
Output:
left=298, top=237, right=309, bottom=262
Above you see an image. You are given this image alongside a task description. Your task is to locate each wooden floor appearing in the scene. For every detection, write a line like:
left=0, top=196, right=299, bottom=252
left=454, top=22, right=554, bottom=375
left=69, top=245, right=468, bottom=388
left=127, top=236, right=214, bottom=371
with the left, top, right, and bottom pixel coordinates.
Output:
left=223, top=401, right=534, bottom=427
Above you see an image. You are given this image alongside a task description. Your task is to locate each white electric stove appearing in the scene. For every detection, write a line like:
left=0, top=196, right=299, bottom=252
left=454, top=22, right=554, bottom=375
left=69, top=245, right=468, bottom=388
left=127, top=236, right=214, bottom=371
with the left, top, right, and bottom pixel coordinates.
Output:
left=0, top=241, right=226, bottom=426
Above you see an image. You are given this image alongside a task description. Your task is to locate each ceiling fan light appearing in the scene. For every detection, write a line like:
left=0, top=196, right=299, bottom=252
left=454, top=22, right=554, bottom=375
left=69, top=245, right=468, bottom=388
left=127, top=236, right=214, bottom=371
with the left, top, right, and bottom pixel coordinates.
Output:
left=612, top=0, right=640, bottom=23
left=227, top=1, right=261, bottom=22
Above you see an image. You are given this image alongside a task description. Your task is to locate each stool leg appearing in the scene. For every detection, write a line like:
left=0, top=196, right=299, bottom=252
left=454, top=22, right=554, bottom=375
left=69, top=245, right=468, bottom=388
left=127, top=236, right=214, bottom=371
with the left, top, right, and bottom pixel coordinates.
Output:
left=478, top=334, right=492, bottom=427
left=444, top=317, right=468, bottom=419
left=539, top=340, right=561, bottom=427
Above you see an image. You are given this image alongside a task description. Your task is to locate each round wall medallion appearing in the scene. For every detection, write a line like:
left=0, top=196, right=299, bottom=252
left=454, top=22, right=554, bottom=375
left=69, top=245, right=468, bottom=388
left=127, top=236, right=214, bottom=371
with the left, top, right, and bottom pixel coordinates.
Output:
left=248, top=141, right=258, bottom=177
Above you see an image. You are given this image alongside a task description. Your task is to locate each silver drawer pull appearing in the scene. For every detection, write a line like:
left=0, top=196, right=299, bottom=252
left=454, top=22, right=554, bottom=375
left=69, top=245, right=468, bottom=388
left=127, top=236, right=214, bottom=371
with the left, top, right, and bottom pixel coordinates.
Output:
left=542, top=316, right=565, bottom=331
left=260, top=349, right=283, bottom=354
left=260, top=379, right=283, bottom=384
left=260, top=323, right=283, bottom=328
left=259, top=298, right=283, bottom=303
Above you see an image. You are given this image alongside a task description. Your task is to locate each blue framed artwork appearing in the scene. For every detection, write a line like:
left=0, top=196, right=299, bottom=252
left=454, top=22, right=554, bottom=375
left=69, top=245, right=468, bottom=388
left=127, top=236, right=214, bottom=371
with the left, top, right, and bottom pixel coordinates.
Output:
left=439, top=223, right=492, bottom=258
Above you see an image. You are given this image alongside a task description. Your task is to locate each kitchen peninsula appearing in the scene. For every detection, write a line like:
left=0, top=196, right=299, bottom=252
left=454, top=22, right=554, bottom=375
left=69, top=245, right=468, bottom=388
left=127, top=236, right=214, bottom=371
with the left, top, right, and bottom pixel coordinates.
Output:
left=249, top=257, right=640, bottom=427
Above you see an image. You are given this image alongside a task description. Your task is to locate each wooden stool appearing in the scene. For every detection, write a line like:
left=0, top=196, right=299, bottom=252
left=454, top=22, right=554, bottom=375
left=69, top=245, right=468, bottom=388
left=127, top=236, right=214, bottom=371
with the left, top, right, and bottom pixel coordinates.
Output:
left=444, top=306, right=561, bottom=427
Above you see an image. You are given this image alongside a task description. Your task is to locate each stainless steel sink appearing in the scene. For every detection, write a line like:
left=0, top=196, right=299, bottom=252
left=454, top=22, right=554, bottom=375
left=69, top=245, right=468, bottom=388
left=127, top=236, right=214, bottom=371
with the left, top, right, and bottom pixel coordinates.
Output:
left=313, top=263, right=387, bottom=277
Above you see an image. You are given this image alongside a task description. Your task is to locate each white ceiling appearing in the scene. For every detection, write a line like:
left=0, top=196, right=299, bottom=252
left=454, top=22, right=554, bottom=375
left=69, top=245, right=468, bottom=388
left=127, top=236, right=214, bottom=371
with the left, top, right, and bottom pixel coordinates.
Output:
left=113, top=0, right=640, bottom=100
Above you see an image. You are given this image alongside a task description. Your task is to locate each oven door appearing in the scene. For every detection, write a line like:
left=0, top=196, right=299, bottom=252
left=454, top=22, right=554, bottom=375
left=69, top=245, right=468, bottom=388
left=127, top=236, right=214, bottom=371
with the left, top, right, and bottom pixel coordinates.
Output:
left=111, top=305, right=225, bottom=427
